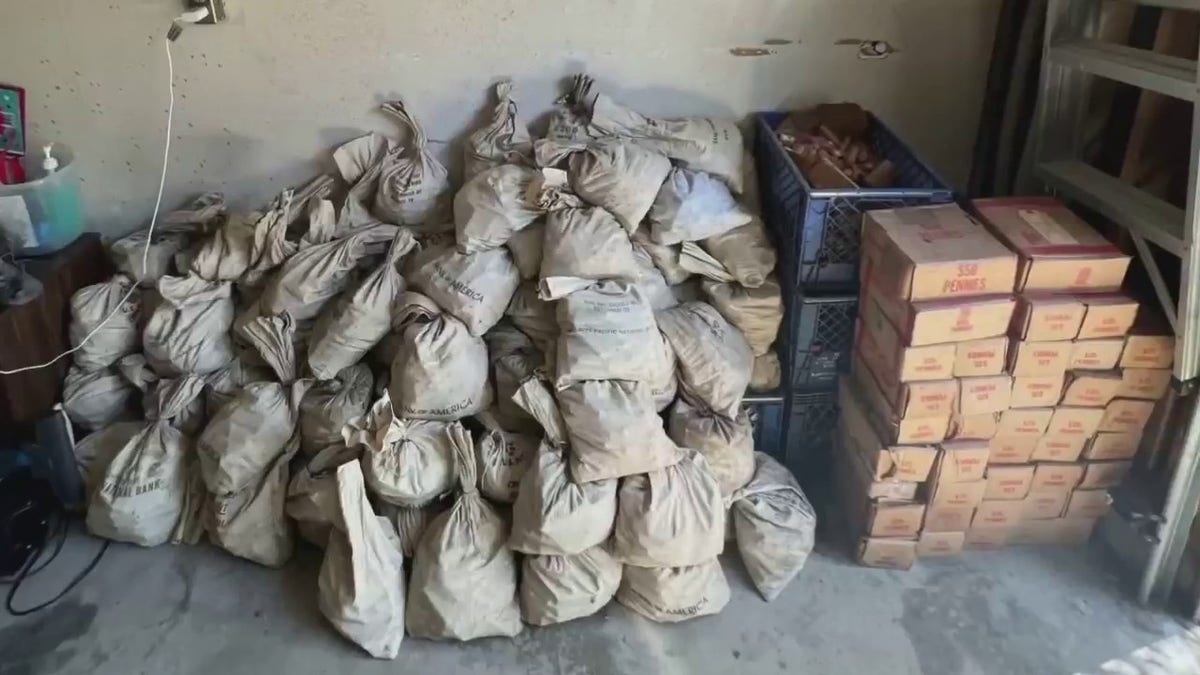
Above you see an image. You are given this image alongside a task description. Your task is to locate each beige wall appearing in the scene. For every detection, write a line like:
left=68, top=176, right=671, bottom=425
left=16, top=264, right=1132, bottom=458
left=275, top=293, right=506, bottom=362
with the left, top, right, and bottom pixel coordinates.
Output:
left=3, top=0, right=1000, bottom=238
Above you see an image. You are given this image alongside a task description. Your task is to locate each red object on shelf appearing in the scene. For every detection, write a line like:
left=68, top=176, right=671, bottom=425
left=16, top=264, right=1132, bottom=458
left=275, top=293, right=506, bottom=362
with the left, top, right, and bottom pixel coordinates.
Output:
left=1, top=83, right=27, bottom=184
left=0, top=154, right=24, bottom=185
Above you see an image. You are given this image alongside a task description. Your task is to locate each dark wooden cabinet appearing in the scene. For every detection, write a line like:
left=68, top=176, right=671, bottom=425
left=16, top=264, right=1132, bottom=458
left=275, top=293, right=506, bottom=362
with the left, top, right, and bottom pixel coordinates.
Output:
left=0, top=234, right=111, bottom=425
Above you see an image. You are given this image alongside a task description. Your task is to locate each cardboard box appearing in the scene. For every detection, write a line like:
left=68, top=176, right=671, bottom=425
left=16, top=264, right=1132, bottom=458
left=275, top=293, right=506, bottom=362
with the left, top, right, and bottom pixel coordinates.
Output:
left=850, top=358, right=952, bottom=444
left=1045, top=406, right=1104, bottom=438
left=972, top=197, right=1131, bottom=292
left=916, top=530, right=966, bottom=557
left=887, top=379, right=960, bottom=419
left=1077, top=294, right=1139, bottom=340
left=1098, top=398, right=1156, bottom=433
left=838, top=381, right=939, bottom=482
left=965, top=525, right=1009, bottom=550
left=924, top=505, right=976, bottom=532
left=1060, top=371, right=1123, bottom=407
left=1030, top=463, right=1085, bottom=491
left=1030, top=434, right=1088, bottom=463
left=948, top=413, right=1000, bottom=441
left=857, top=537, right=917, bottom=570
left=929, top=480, right=987, bottom=509
left=988, top=435, right=1040, bottom=465
left=954, top=336, right=1009, bottom=377
left=934, top=440, right=991, bottom=483
left=1065, top=489, right=1112, bottom=520
left=1084, top=431, right=1143, bottom=461
left=958, top=375, right=1013, bottom=415
left=1010, top=374, right=1065, bottom=408
left=1021, top=487, right=1072, bottom=520
left=861, top=204, right=1019, bottom=302
left=1121, top=335, right=1175, bottom=370
left=997, top=408, right=1053, bottom=437
left=1119, top=308, right=1175, bottom=369
left=1078, top=461, right=1132, bottom=489
left=835, top=432, right=926, bottom=506
left=1009, top=340, right=1072, bottom=376
left=973, top=499, right=1025, bottom=528
left=983, top=465, right=1035, bottom=501
left=1070, top=339, right=1126, bottom=370
left=1010, top=294, right=1087, bottom=341
left=849, top=495, right=927, bottom=539
left=871, top=290, right=1017, bottom=348
left=1118, top=368, right=1172, bottom=401
left=839, top=445, right=921, bottom=501
left=856, top=314, right=956, bottom=384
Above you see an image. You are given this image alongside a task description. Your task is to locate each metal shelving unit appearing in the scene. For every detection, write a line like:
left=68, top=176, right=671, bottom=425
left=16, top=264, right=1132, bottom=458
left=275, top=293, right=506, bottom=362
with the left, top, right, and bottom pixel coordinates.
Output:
left=1032, top=0, right=1200, bottom=610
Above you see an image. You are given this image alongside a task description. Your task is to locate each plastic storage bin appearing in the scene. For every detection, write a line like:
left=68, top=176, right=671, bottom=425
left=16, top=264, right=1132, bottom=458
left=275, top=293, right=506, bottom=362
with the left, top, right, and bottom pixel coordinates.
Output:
left=743, top=393, right=786, bottom=461
left=755, top=112, right=954, bottom=289
left=784, top=390, right=839, bottom=472
left=0, top=144, right=83, bottom=256
left=784, top=291, right=858, bottom=391
left=782, top=389, right=840, bottom=468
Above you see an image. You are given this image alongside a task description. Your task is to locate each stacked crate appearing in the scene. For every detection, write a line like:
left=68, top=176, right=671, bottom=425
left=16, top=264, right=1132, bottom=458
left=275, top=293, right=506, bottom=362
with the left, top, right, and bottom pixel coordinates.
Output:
left=752, top=111, right=954, bottom=479
left=837, top=202, right=1020, bottom=569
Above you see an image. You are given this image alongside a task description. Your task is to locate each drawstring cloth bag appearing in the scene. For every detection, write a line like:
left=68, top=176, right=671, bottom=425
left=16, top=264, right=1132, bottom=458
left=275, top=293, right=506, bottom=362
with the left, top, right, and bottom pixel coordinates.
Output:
left=520, top=547, right=622, bottom=626
left=616, top=559, right=731, bottom=623
left=374, top=100, right=452, bottom=229
left=298, top=363, right=373, bottom=456
left=612, top=449, right=725, bottom=568
left=554, top=281, right=664, bottom=387
left=207, top=435, right=299, bottom=568
left=484, top=324, right=544, bottom=433
left=388, top=292, right=491, bottom=420
left=343, top=392, right=457, bottom=508
left=409, top=243, right=520, bottom=337
left=307, top=229, right=417, bottom=379
left=556, top=379, right=680, bottom=483
left=731, top=453, right=817, bottom=602
left=668, top=397, right=755, bottom=497
left=86, top=375, right=206, bottom=547
left=286, top=443, right=362, bottom=548
left=656, top=301, right=754, bottom=418
left=475, top=414, right=539, bottom=505
left=648, top=168, right=751, bottom=245
left=63, top=366, right=137, bottom=432
left=69, top=275, right=140, bottom=370
left=454, top=165, right=541, bottom=254
left=143, top=275, right=235, bottom=376
left=318, top=461, right=407, bottom=659
left=701, top=278, right=784, bottom=356
left=406, top=425, right=523, bottom=641
left=508, top=378, right=617, bottom=555
left=570, top=74, right=744, bottom=194
left=463, top=81, right=533, bottom=180
left=538, top=207, right=639, bottom=299
left=259, top=223, right=399, bottom=322
left=197, top=376, right=311, bottom=495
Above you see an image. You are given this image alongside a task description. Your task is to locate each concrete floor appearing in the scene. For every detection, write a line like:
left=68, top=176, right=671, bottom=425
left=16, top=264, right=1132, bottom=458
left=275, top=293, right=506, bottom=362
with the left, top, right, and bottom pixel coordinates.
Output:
left=0, top=535, right=1187, bottom=675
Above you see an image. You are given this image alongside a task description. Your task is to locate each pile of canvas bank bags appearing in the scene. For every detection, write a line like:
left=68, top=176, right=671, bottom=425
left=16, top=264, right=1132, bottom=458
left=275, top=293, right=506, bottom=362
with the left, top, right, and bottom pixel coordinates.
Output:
left=67, top=75, right=815, bottom=658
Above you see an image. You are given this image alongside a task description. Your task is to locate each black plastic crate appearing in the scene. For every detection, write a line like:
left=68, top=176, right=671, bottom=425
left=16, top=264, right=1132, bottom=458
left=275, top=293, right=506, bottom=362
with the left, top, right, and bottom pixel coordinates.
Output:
left=784, top=291, right=858, bottom=391
left=743, top=394, right=786, bottom=461
left=784, top=390, right=839, bottom=475
left=755, top=111, right=954, bottom=290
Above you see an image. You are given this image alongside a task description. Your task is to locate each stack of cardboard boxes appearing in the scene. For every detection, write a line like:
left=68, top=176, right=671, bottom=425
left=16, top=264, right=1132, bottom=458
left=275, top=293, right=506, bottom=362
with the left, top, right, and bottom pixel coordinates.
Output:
left=838, top=198, right=1175, bottom=570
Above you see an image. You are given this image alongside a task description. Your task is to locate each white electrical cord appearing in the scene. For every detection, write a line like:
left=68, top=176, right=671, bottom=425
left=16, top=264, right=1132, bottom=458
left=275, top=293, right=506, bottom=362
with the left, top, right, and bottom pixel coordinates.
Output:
left=0, top=38, right=175, bottom=375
